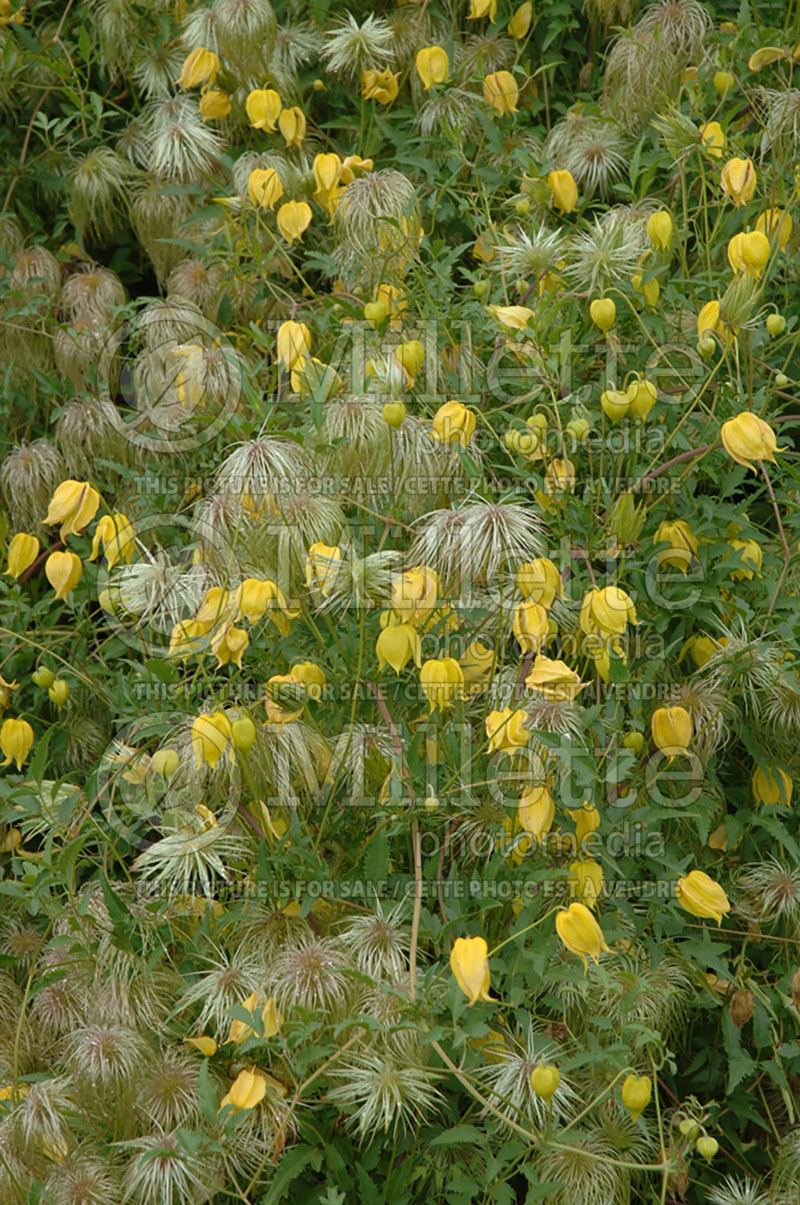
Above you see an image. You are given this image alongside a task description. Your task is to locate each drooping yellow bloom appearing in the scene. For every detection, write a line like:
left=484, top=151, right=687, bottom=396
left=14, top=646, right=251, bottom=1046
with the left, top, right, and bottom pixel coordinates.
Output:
left=431, top=401, right=476, bottom=446
left=469, top=0, right=497, bottom=16
left=525, top=654, right=585, bottom=702
left=198, top=89, right=231, bottom=121
left=755, top=207, right=792, bottom=250
left=460, top=641, right=495, bottom=692
left=487, top=304, right=533, bottom=331
left=169, top=619, right=210, bottom=661
left=276, top=320, right=311, bottom=371
left=420, top=658, right=464, bottom=712
left=555, top=901, right=612, bottom=971
left=748, top=46, right=790, bottom=70
left=621, top=1075, right=652, bottom=1122
left=485, top=708, right=530, bottom=754
left=192, top=712, right=233, bottom=769
left=600, top=388, right=630, bottom=422
left=518, top=785, right=554, bottom=843
left=699, top=120, right=725, bottom=158
left=752, top=764, right=793, bottom=807
left=312, top=152, right=343, bottom=216
left=391, top=566, right=438, bottom=626
left=226, top=992, right=283, bottom=1044
left=236, top=578, right=296, bottom=635
left=176, top=47, right=219, bottom=90
left=44, top=480, right=100, bottom=541
left=211, top=623, right=250, bottom=669
left=647, top=210, right=674, bottom=250
left=276, top=200, right=312, bottom=245
left=720, top=157, right=757, bottom=206
left=5, top=533, right=39, bottom=579
left=278, top=106, right=306, bottom=147
left=195, top=586, right=235, bottom=628
left=247, top=167, right=284, bottom=210
left=569, top=859, right=604, bottom=909
left=675, top=869, right=730, bottom=925
left=651, top=705, right=692, bottom=757
left=513, top=600, right=549, bottom=653
left=654, top=519, right=698, bottom=573
left=697, top=299, right=723, bottom=342
left=290, top=662, right=326, bottom=699
left=339, top=153, right=373, bottom=184
left=450, top=936, right=493, bottom=1005
left=544, top=458, right=575, bottom=495
left=305, top=543, right=342, bottom=597
left=589, top=297, right=616, bottom=332
left=516, top=558, right=563, bottom=608
left=726, top=537, right=762, bottom=580
left=394, top=339, right=425, bottom=387
left=220, top=1067, right=268, bottom=1112
left=720, top=411, right=783, bottom=472
left=266, top=674, right=305, bottom=726
left=530, top=1064, right=559, bottom=1101
left=483, top=71, right=519, bottom=115
left=631, top=271, right=660, bottom=308
left=548, top=169, right=578, bottom=214
left=45, top=550, right=82, bottom=600
left=361, top=68, right=399, bottom=105
left=376, top=623, right=421, bottom=674
left=508, top=2, right=533, bottom=38
left=0, top=2, right=24, bottom=26
left=580, top=586, right=638, bottom=638
left=0, top=718, right=34, bottom=770
left=727, top=230, right=770, bottom=277
left=568, top=802, right=600, bottom=849
left=184, top=1034, right=217, bottom=1057
left=626, top=376, right=658, bottom=419
left=246, top=88, right=281, bottom=131
left=416, top=46, right=449, bottom=90
left=89, top=513, right=135, bottom=569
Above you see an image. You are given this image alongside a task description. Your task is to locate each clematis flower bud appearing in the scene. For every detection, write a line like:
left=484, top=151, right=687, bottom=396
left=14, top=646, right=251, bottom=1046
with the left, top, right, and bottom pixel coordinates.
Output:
left=548, top=169, right=578, bottom=214
left=530, top=1064, right=559, bottom=1101
left=675, top=869, right=730, bottom=925
left=651, top=705, right=692, bottom=757
left=246, top=88, right=281, bottom=131
left=647, top=210, right=674, bottom=250
left=0, top=717, right=34, bottom=770
left=626, top=376, right=658, bottom=420
left=621, top=1074, right=652, bottom=1122
left=518, top=785, right=554, bottom=844
left=508, top=1, right=533, bottom=38
left=420, top=658, right=464, bottom=712
left=450, top=935, right=493, bottom=1005
left=44, top=480, right=100, bottom=541
left=516, top=559, right=563, bottom=607
left=305, top=544, right=342, bottom=597
left=485, top=707, right=530, bottom=754
left=431, top=401, right=476, bottom=446
left=5, top=533, right=39, bottom=579
left=720, top=157, right=757, bottom=207
left=89, top=513, right=134, bottom=569
left=555, top=901, right=612, bottom=971
left=720, top=411, right=783, bottom=472
left=483, top=71, right=519, bottom=115
left=416, top=46, right=449, bottom=90
left=590, top=298, right=615, bottom=332
left=45, top=550, right=82, bottom=600
left=699, top=120, right=725, bottom=158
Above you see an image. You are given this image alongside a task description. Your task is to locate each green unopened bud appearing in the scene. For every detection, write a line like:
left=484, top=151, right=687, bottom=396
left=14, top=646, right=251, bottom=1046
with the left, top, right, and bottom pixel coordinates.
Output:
left=473, top=280, right=489, bottom=298
left=151, top=748, right=180, bottom=777
left=32, top=667, right=54, bottom=689
left=695, top=1135, right=719, bottom=1162
left=231, top=715, right=257, bottom=752
left=775, top=372, right=789, bottom=388
left=48, top=680, right=69, bottom=707
left=623, top=731, right=644, bottom=752
left=766, top=313, right=786, bottom=337
left=566, top=417, right=591, bottom=444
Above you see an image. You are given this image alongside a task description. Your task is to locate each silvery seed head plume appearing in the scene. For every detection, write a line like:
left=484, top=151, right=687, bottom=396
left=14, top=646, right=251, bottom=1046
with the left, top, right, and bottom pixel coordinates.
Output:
left=64, top=1022, right=152, bottom=1092
left=410, top=500, right=546, bottom=588
left=10, top=1075, right=75, bottom=1159
left=565, top=216, right=646, bottom=292
left=635, top=0, right=712, bottom=54
left=495, top=224, right=567, bottom=282
left=176, top=947, right=265, bottom=1031
left=223, top=900, right=311, bottom=963
left=378, top=413, right=467, bottom=518
left=460, top=33, right=515, bottom=75
left=0, top=438, right=65, bottom=532
left=180, top=2, right=220, bottom=52
left=60, top=264, right=125, bottom=323
left=133, top=824, right=251, bottom=900
left=215, top=435, right=312, bottom=511
left=735, top=857, right=800, bottom=928
left=119, top=1129, right=224, bottom=1205
left=338, top=901, right=410, bottom=982
left=577, top=951, right=690, bottom=1041
left=533, top=1129, right=631, bottom=1205
left=132, top=40, right=187, bottom=99
left=135, top=1049, right=201, bottom=1130
left=757, top=89, right=800, bottom=159
left=546, top=114, right=628, bottom=197
left=272, top=21, right=321, bottom=76
left=698, top=622, right=783, bottom=718
left=45, top=1148, right=123, bottom=1205
left=269, top=934, right=354, bottom=1014
left=316, top=395, right=391, bottom=492
left=137, top=97, right=225, bottom=184
left=326, top=1052, right=444, bottom=1137
left=7, top=244, right=61, bottom=308
left=322, top=13, right=395, bottom=80
left=325, top=723, right=395, bottom=804
left=314, top=549, right=401, bottom=614
left=166, top=258, right=226, bottom=317
left=333, top=169, right=421, bottom=285
left=265, top=488, right=346, bottom=585
left=0, top=917, right=43, bottom=968
left=0, top=213, right=24, bottom=259
left=54, top=319, right=108, bottom=392
left=476, top=1026, right=577, bottom=1130
left=106, top=553, right=215, bottom=636
left=130, top=181, right=197, bottom=285
left=67, top=148, right=140, bottom=241
left=417, top=87, right=483, bottom=141
left=232, top=149, right=300, bottom=198
left=708, top=1175, right=769, bottom=1205
left=212, top=0, right=278, bottom=58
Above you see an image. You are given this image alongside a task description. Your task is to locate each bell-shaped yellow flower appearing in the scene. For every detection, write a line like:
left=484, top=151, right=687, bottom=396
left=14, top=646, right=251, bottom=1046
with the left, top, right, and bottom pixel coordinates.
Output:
left=45, top=550, right=82, bottom=600
left=394, top=339, right=425, bottom=387
left=226, top=992, right=283, bottom=1045
left=305, top=543, right=342, bottom=597
left=192, top=712, right=233, bottom=769
left=726, top=537, right=762, bottom=580
left=697, top=299, right=723, bottom=342
left=460, top=641, right=495, bottom=691
left=469, top=0, right=497, bottom=17
left=220, top=1067, right=268, bottom=1112
left=589, top=298, right=615, bottom=332
left=277, top=200, right=312, bottom=245
left=654, top=519, right=698, bottom=573
left=377, top=623, right=421, bottom=674
left=626, top=376, right=658, bottom=420
left=508, top=2, right=533, bottom=39
left=548, top=169, right=578, bottom=214
left=0, top=717, right=34, bottom=770
left=720, top=411, right=783, bottom=472
left=555, top=901, right=612, bottom=971
left=530, top=1064, right=559, bottom=1101
left=675, top=869, right=731, bottom=925
left=278, top=106, right=306, bottom=147
left=488, top=304, right=533, bottom=331
left=211, top=623, right=250, bottom=669
left=721, top=157, right=757, bottom=207
left=647, top=210, right=674, bottom=250
left=752, top=764, right=793, bottom=807
left=516, top=559, right=563, bottom=608
left=89, top=513, right=135, bottom=569
left=748, top=46, right=790, bottom=70
left=176, top=47, right=219, bottom=90
left=450, top=935, right=493, bottom=1005
left=518, top=785, right=554, bottom=844
left=486, top=708, right=530, bottom=754
left=247, top=167, right=284, bottom=210
left=600, top=388, right=630, bottom=422
left=390, top=565, right=438, bottom=626
left=431, top=400, right=476, bottom=446
left=246, top=88, right=281, bottom=131
left=621, top=1074, right=652, bottom=1122
left=289, top=662, right=326, bottom=701
left=420, top=658, right=464, bottom=712
left=568, top=802, right=600, bottom=849
left=569, top=859, right=604, bottom=909
left=513, top=600, right=549, bottom=653
left=483, top=71, right=519, bottom=116
left=416, top=46, right=449, bottom=90
left=651, top=705, right=692, bottom=757
left=236, top=578, right=296, bottom=635
left=361, top=68, right=399, bottom=105
left=276, top=320, right=311, bottom=371
left=727, top=230, right=770, bottom=277
left=313, top=152, right=343, bottom=215
left=699, top=120, right=725, bottom=158
left=580, top=586, right=637, bottom=638
left=198, top=89, right=231, bottom=121
left=44, top=480, right=100, bottom=541
left=184, top=1034, right=217, bottom=1057
left=755, top=207, right=792, bottom=250
left=525, top=654, right=585, bottom=701
left=5, top=533, right=39, bottom=579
